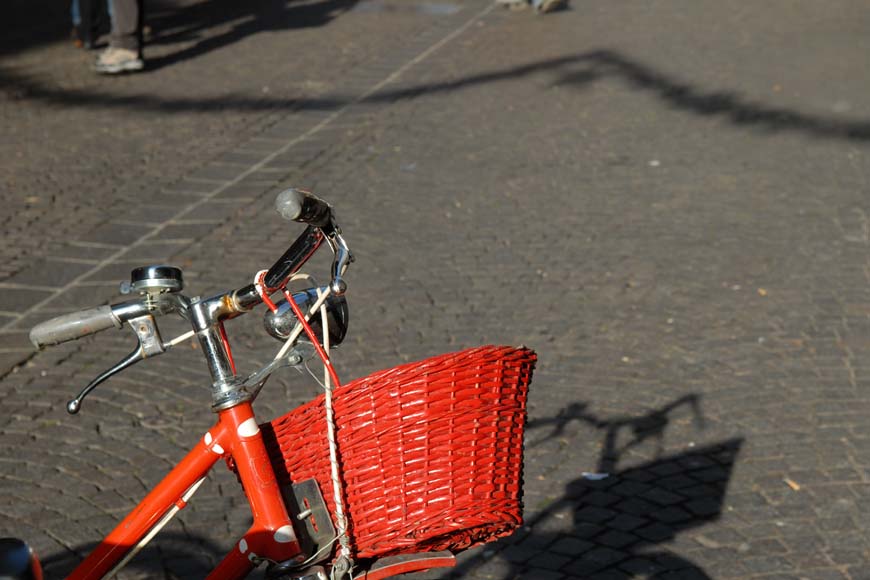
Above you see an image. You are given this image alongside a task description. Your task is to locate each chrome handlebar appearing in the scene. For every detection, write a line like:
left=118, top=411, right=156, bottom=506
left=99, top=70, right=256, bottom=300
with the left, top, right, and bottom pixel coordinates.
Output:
left=31, top=188, right=352, bottom=414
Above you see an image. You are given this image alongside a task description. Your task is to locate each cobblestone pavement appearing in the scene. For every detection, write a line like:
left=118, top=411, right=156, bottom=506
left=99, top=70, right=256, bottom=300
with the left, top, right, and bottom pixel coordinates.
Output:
left=3, top=0, right=870, bottom=578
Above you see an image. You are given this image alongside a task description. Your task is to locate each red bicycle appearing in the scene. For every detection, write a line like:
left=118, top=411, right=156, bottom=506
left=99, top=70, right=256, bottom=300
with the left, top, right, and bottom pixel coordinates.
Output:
left=2, top=190, right=536, bottom=580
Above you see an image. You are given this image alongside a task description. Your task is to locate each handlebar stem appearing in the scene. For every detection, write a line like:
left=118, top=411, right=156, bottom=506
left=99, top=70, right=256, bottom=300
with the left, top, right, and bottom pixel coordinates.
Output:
left=189, top=293, right=251, bottom=410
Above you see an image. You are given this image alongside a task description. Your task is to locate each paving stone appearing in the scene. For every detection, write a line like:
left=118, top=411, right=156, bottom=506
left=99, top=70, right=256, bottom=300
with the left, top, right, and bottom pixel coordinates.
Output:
left=606, top=514, right=649, bottom=532
left=78, top=223, right=157, bottom=247
left=561, top=557, right=610, bottom=577
left=641, top=487, right=685, bottom=506
left=174, top=200, right=248, bottom=222
left=0, top=332, right=31, bottom=350
left=570, top=523, right=606, bottom=540
left=122, top=241, right=192, bottom=263
left=575, top=506, right=618, bottom=525
left=6, top=1, right=870, bottom=579
left=52, top=244, right=121, bottom=262
left=83, top=261, right=156, bottom=284
left=3, top=260, right=96, bottom=288
left=0, top=352, right=28, bottom=375
left=186, top=164, right=246, bottom=183
left=0, top=289, right=55, bottom=313
left=163, top=179, right=220, bottom=195
left=652, top=507, right=694, bottom=524
left=636, top=523, right=677, bottom=543
left=213, top=150, right=270, bottom=166
left=501, top=545, right=539, bottom=564
left=117, top=205, right=184, bottom=225
left=596, top=530, right=639, bottom=550
left=582, top=490, right=623, bottom=507
left=579, top=547, right=626, bottom=569
left=157, top=223, right=220, bottom=242
left=527, top=553, right=572, bottom=571
left=549, top=537, right=594, bottom=557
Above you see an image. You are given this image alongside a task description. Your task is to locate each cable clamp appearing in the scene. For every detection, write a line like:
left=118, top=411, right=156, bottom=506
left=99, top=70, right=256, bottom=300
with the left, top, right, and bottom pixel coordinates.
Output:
left=254, top=270, right=280, bottom=313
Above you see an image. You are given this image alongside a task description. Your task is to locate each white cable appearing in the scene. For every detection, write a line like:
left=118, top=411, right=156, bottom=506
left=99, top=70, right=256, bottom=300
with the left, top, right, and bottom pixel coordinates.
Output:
left=318, top=290, right=352, bottom=570
left=165, top=330, right=195, bottom=348
left=274, top=286, right=333, bottom=360
left=259, top=276, right=352, bottom=570
left=289, top=272, right=318, bottom=286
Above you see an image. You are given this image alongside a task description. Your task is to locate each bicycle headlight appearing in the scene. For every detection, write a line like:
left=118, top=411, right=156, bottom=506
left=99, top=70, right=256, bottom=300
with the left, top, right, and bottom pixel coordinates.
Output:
left=263, top=288, right=349, bottom=347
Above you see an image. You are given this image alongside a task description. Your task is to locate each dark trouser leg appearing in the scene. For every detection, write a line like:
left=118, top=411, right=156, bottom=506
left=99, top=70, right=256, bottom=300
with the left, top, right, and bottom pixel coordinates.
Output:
left=109, top=0, right=142, bottom=52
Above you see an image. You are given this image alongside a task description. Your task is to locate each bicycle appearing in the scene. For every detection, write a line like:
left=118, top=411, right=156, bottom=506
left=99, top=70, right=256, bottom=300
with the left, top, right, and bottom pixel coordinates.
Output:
left=1, top=189, right=536, bottom=580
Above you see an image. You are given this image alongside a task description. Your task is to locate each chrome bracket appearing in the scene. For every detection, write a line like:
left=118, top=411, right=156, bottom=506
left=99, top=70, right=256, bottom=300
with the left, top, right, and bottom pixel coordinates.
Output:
left=129, top=315, right=165, bottom=357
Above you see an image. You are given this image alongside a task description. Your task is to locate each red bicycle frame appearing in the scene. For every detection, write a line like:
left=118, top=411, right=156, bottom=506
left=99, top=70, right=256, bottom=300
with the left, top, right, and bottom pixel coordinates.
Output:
left=69, top=402, right=301, bottom=580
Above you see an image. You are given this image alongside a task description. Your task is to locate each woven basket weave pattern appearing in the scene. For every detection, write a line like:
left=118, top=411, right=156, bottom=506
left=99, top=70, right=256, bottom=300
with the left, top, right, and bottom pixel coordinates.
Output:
left=260, top=345, right=536, bottom=559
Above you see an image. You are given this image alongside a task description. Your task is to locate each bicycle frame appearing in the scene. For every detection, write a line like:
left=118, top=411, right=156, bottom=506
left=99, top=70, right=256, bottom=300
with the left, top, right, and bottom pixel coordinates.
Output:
left=62, top=210, right=345, bottom=578
left=69, top=401, right=301, bottom=580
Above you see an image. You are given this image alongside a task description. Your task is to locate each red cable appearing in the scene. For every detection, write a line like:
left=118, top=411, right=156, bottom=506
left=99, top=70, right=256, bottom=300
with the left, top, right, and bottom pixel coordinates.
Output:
left=284, top=288, right=342, bottom=388
left=255, top=270, right=279, bottom=313
left=218, top=322, right=237, bottom=375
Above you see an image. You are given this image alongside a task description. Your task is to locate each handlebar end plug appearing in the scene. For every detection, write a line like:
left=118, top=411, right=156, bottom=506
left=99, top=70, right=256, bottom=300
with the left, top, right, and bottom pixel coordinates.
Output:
left=275, top=188, right=332, bottom=228
left=330, top=278, right=347, bottom=296
left=276, top=188, right=305, bottom=221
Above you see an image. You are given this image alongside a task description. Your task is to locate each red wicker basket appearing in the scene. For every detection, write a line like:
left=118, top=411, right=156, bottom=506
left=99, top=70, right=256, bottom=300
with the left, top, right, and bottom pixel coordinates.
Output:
left=260, top=345, right=536, bottom=559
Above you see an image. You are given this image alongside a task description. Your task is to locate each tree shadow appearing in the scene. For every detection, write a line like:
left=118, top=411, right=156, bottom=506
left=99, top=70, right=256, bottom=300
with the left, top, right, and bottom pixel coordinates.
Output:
left=2, top=47, right=868, bottom=143
left=141, top=0, right=359, bottom=72
left=0, top=0, right=358, bottom=66
left=1, top=0, right=73, bottom=55
left=548, top=49, right=870, bottom=142
left=452, top=396, right=743, bottom=579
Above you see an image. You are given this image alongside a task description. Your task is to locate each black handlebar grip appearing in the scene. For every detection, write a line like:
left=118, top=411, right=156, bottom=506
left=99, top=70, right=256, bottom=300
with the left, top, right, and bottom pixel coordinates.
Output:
left=275, top=188, right=332, bottom=228
left=29, top=306, right=121, bottom=348
left=264, top=225, right=325, bottom=289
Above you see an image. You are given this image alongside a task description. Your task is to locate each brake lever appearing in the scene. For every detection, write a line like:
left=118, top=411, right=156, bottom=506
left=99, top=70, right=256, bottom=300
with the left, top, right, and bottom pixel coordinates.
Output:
left=325, top=229, right=353, bottom=296
left=67, top=348, right=144, bottom=414
left=67, top=314, right=165, bottom=414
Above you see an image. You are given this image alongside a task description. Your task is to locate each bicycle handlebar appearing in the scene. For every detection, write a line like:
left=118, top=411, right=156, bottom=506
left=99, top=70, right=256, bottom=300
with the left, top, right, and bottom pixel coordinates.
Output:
left=263, top=225, right=325, bottom=290
left=30, top=306, right=121, bottom=348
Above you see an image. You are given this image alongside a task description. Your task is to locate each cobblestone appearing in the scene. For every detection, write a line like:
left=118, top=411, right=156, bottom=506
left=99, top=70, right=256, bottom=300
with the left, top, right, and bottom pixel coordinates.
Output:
left=4, top=0, right=870, bottom=578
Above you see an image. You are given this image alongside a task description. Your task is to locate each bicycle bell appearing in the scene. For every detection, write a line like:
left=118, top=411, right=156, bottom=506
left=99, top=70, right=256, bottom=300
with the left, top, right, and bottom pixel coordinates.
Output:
left=120, top=265, right=184, bottom=307
left=264, top=288, right=348, bottom=346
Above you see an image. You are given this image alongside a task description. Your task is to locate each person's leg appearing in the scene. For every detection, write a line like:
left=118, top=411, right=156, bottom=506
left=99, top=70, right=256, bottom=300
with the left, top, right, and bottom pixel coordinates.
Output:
left=95, top=0, right=143, bottom=73
left=71, top=0, right=81, bottom=26
left=108, top=0, right=140, bottom=52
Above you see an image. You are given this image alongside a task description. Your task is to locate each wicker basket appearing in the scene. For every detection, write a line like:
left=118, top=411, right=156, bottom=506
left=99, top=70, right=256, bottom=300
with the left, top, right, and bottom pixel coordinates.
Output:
left=260, top=345, right=536, bottom=559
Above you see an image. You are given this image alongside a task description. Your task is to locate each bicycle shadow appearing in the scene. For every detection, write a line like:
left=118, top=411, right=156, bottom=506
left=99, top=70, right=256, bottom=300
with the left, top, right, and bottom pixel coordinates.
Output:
left=450, top=395, right=743, bottom=579
left=38, top=531, right=231, bottom=578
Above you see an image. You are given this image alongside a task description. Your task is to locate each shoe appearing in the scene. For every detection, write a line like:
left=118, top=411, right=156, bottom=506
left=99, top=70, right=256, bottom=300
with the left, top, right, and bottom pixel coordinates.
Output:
left=536, top=0, right=567, bottom=13
left=93, top=47, right=144, bottom=74
left=496, top=0, right=529, bottom=9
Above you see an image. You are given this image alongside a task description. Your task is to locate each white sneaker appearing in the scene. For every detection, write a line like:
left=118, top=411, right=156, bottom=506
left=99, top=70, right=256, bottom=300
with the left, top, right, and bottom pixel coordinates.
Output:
left=536, top=0, right=568, bottom=13
left=496, top=0, right=529, bottom=9
left=94, top=47, right=144, bottom=74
